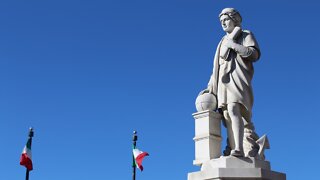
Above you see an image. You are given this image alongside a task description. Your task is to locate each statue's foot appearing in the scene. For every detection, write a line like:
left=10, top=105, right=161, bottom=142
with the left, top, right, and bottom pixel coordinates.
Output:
left=223, top=148, right=231, bottom=156
left=223, top=144, right=232, bottom=156
left=230, top=150, right=244, bottom=157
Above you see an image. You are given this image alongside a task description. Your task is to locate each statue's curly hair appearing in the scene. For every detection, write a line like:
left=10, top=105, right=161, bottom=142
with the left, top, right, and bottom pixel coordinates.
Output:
left=219, top=8, right=242, bottom=26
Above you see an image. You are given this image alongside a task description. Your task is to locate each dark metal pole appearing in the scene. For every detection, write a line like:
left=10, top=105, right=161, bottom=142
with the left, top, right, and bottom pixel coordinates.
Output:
left=26, top=128, right=34, bottom=180
left=132, top=131, right=138, bottom=180
left=26, top=170, right=29, bottom=180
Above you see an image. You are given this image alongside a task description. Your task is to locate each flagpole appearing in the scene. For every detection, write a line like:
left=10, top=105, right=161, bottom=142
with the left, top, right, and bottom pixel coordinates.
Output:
left=26, top=170, right=29, bottom=180
left=26, top=128, right=34, bottom=180
left=132, top=131, right=137, bottom=180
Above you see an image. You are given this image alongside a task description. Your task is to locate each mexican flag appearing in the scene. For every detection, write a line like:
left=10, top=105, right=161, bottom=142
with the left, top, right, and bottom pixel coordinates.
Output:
left=20, top=138, right=33, bottom=171
left=133, top=148, right=149, bottom=171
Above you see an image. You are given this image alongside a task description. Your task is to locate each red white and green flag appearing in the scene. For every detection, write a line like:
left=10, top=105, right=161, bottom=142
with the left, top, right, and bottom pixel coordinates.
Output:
left=20, top=138, right=33, bottom=171
left=133, top=148, right=149, bottom=171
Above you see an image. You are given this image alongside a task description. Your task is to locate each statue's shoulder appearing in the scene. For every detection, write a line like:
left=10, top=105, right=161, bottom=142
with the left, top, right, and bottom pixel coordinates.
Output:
left=241, top=30, right=257, bottom=40
left=242, top=29, right=252, bottom=35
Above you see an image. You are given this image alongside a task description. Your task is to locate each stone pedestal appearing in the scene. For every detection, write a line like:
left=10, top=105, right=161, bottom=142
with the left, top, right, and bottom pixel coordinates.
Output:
left=192, top=110, right=222, bottom=166
left=190, top=110, right=286, bottom=180
left=188, top=156, right=286, bottom=180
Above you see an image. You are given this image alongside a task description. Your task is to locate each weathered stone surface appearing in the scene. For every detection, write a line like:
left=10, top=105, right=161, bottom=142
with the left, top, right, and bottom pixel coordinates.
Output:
left=188, top=157, right=285, bottom=180
left=193, top=110, right=222, bottom=166
left=201, top=156, right=270, bottom=171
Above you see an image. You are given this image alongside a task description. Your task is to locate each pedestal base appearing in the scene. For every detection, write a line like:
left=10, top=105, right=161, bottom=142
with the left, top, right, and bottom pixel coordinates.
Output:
left=192, top=110, right=222, bottom=166
left=188, top=156, right=286, bottom=180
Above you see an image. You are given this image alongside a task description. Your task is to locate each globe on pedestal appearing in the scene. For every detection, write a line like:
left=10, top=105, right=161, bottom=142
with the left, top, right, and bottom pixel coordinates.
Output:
left=195, top=93, right=217, bottom=112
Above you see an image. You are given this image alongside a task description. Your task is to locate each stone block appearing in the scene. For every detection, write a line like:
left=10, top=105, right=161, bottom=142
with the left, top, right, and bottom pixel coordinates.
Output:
left=188, top=157, right=286, bottom=180
left=193, top=110, right=222, bottom=166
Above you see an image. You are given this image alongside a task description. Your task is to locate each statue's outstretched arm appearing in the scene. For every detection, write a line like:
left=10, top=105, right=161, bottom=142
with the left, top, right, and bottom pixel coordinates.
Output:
left=223, top=38, right=259, bottom=61
left=232, top=44, right=259, bottom=60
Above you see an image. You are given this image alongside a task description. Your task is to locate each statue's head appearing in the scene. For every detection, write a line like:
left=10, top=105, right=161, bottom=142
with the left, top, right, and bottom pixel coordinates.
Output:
left=219, top=8, right=242, bottom=33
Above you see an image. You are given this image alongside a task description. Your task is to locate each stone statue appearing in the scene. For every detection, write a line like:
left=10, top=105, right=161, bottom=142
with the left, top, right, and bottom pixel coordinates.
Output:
left=189, top=8, right=286, bottom=180
left=199, top=8, right=267, bottom=158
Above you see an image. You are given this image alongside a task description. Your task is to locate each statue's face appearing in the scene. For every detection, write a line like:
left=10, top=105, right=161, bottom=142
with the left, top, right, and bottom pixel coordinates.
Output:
left=220, top=14, right=235, bottom=33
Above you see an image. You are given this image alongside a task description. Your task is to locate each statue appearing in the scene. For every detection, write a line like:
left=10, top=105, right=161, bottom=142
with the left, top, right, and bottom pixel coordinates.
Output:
left=188, top=8, right=286, bottom=180
left=199, top=8, right=268, bottom=158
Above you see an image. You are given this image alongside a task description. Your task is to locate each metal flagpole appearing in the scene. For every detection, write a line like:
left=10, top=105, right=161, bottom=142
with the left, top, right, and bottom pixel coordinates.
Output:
left=26, top=170, right=29, bottom=180
left=26, top=128, right=34, bottom=180
left=132, top=131, right=138, bottom=180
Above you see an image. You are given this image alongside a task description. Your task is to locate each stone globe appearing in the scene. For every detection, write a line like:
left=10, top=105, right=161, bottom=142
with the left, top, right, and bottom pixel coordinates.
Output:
left=195, top=93, right=217, bottom=112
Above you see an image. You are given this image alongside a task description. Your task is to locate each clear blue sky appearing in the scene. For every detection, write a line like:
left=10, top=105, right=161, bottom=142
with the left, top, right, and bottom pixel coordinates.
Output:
left=1, top=0, right=319, bottom=179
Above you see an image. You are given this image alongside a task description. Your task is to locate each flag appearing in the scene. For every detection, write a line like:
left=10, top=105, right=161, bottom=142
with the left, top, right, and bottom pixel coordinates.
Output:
left=20, top=138, right=33, bottom=171
left=133, top=148, right=149, bottom=171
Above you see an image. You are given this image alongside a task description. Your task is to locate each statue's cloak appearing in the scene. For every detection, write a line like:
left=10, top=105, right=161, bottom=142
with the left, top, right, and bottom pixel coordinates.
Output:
left=208, top=30, right=260, bottom=113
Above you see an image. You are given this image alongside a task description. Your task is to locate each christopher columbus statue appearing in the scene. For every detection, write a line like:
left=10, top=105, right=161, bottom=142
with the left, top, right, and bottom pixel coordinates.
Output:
left=200, top=8, right=265, bottom=158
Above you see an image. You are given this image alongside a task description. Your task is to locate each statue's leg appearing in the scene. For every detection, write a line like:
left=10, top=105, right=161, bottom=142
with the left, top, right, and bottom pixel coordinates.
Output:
left=223, top=109, right=234, bottom=155
left=227, top=103, right=244, bottom=157
left=241, top=106, right=259, bottom=157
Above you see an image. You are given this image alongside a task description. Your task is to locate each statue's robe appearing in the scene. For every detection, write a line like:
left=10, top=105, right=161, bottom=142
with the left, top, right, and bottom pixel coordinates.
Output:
left=208, top=30, right=260, bottom=114
left=208, top=30, right=261, bottom=156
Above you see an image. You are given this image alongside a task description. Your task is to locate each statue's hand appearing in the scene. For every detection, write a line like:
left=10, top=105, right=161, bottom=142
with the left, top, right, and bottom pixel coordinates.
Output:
left=198, top=89, right=209, bottom=96
left=198, top=85, right=214, bottom=96
left=222, top=37, right=236, bottom=49
left=207, top=84, right=214, bottom=94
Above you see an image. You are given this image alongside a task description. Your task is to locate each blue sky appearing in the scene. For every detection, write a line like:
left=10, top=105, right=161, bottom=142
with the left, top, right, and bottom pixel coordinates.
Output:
left=1, top=0, right=320, bottom=179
